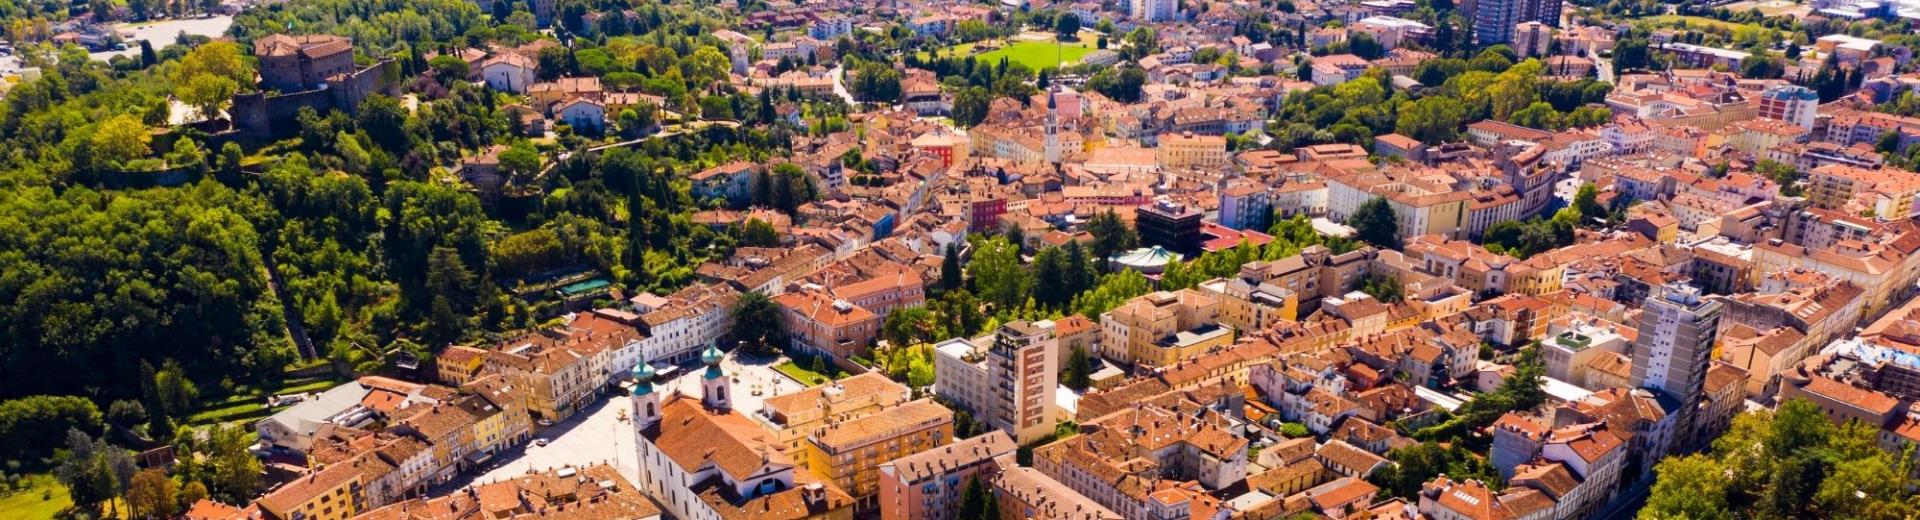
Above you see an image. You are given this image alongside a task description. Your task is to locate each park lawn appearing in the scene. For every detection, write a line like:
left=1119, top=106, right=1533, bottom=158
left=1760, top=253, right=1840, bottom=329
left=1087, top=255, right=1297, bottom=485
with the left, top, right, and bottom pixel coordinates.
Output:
left=774, top=361, right=845, bottom=386
left=974, top=40, right=1095, bottom=70
left=0, top=474, right=71, bottom=520
left=1647, top=15, right=1766, bottom=33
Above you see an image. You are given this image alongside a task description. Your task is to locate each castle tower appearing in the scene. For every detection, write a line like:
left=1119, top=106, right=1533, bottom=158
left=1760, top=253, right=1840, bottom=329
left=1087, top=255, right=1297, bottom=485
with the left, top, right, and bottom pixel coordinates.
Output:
left=700, top=344, right=731, bottom=411
left=630, top=357, right=660, bottom=430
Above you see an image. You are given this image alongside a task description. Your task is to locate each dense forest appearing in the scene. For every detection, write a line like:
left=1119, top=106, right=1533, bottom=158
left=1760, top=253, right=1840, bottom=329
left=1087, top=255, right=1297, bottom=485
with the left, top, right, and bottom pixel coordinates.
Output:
left=0, top=0, right=815, bottom=407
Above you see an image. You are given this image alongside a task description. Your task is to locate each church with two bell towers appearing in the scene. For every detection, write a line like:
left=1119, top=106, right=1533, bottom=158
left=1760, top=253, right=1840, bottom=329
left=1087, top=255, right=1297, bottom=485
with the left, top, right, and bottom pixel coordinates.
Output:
left=627, top=345, right=854, bottom=520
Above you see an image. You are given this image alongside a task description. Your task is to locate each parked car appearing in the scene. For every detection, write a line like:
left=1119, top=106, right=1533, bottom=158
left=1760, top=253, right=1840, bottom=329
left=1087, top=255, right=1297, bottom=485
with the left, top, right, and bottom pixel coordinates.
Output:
left=532, top=438, right=549, bottom=447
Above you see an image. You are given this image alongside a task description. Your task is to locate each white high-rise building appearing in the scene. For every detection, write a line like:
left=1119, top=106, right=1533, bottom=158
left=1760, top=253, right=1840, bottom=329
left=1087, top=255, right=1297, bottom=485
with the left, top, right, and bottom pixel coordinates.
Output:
left=1130, top=0, right=1177, bottom=22
left=933, top=321, right=1060, bottom=445
left=1759, top=85, right=1820, bottom=129
left=1630, top=283, right=1721, bottom=441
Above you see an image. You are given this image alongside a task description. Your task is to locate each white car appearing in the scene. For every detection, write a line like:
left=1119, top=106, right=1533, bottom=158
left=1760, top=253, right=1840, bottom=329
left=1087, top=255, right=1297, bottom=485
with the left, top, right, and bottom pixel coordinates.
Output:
left=532, top=438, right=549, bottom=447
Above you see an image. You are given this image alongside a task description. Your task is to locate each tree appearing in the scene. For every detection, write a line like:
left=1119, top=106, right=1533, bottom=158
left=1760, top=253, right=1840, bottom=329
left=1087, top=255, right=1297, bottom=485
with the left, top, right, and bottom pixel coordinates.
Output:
left=178, top=481, right=209, bottom=509
left=966, top=235, right=1030, bottom=312
left=1573, top=182, right=1606, bottom=223
left=883, top=307, right=935, bottom=348
left=1063, top=343, right=1093, bottom=390
left=941, top=242, right=965, bottom=293
left=127, top=468, right=179, bottom=520
left=356, top=95, right=412, bottom=154
left=952, top=87, right=993, bottom=127
left=958, top=476, right=992, bottom=520
left=424, top=246, right=478, bottom=343
left=1088, top=209, right=1138, bottom=261
left=1367, top=442, right=1498, bottom=499
left=56, top=429, right=134, bottom=516
left=0, top=396, right=104, bottom=468
left=104, top=396, right=147, bottom=428
left=91, top=115, right=153, bottom=166
left=497, top=142, right=541, bottom=185
left=1054, top=13, right=1081, bottom=38
left=173, top=41, right=252, bottom=85
left=139, top=40, right=157, bottom=67
left=1641, top=454, right=1734, bottom=520
left=145, top=359, right=200, bottom=421
left=172, top=41, right=252, bottom=120
left=1358, top=272, right=1403, bottom=303
left=1346, top=197, right=1400, bottom=249
left=1396, top=96, right=1468, bottom=144
left=739, top=218, right=779, bottom=247
left=1031, top=246, right=1073, bottom=309
left=429, top=55, right=471, bottom=83
left=731, top=291, right=786, bottom=356
left=1755, top=159, right=1802, bottom=196
left=173, top=423, right=261, bottom=503
left=1508, top=101, right=1563, bottom=130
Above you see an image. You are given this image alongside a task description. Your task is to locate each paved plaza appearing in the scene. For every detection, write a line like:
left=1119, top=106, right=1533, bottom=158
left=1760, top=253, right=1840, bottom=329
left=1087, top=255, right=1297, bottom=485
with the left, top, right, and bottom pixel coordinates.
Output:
left=449, top=352, right=808, bottom=490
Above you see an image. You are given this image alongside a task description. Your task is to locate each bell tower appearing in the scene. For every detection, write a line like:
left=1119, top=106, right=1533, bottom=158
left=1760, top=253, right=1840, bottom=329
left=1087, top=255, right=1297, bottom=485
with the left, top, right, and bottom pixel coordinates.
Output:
left=629, top=357, right=660, bottom=431
left=700, top=344, right=731, bottom=411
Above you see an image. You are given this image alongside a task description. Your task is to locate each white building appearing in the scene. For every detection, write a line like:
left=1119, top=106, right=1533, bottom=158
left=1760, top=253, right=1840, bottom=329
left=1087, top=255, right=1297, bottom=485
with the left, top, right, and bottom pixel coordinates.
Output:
left=932, top=321, right=1061, bottom=445
left=1130, top=0, right=1177, bottom=22
left=629, top=348, right=855, bottom=520
left=478, top=53, right=537, bottom=93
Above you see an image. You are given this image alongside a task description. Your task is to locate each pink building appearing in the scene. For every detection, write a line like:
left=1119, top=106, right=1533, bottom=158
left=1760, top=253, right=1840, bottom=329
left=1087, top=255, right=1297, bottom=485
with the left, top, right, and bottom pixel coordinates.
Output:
left=878, top=432, right=1016, bottom=520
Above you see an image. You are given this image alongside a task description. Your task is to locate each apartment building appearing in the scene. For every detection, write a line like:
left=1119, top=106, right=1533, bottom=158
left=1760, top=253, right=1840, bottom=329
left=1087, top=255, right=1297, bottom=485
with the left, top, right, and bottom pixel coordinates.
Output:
left=804, top=399, right=955, bottom=511
left=1805, top=164, right=1920, bottom=220
left=932, top=321, right=1062, bottom=445
left=877, top=432, right=1017, bottom=520
left=777, top=289, right=883, bottom=367
left=1031, top=404, right=1248, bottom=520
left=1100, top=289, right=1228, bottom=369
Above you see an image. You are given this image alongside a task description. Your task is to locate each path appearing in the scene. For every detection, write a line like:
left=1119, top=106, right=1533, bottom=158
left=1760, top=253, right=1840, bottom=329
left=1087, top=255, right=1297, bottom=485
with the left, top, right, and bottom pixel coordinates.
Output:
left=262, top=252, right=318, bottom=359
left=583, top=120, right=740, bottom=152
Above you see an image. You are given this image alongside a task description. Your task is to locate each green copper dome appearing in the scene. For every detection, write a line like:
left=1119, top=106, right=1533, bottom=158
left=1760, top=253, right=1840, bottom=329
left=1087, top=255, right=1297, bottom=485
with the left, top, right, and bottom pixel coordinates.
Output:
left=630, top=359, right=656, bottom=396
left=702, top=344, right=725, bottom=379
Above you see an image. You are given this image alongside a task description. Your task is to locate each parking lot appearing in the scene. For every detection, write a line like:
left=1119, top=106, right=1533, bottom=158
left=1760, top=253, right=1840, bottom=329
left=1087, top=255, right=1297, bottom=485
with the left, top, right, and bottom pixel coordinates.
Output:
left=89, top=15, right=233, bottom=61
left=448, top=352, right=810, bottom=490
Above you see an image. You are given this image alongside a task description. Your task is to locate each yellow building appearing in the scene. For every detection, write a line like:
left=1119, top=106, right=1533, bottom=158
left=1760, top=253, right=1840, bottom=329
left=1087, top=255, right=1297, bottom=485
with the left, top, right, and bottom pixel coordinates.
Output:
left=1099, top=289, right=1227, bottom=368
left=434, top=345, right=489, bottom=385
left=1806, top=164, right=1920, bottom=219
left=759, top=372, right=912, bottom=464
left=458, top=375, right=533, bottom=459
left=804, top=399, right=953, bottom=511
left=1200, top=276, right=1300, bottom=333
left=255, top=454, right=388, bottom=520
left=1156, top=132, right=1229, bottom=171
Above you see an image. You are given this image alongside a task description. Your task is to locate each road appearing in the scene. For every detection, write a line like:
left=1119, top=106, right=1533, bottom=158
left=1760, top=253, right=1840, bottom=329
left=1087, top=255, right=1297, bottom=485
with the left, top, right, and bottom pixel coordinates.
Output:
left=1592, top=47, right=1615, bottom=84
left=1593, top=480, right=1652, bottom=520
left=828, top=65, right=859, bottom=106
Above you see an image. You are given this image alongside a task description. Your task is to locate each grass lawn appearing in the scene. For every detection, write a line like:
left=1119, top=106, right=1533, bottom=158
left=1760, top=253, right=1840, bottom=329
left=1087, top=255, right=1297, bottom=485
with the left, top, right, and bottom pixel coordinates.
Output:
left=0, top=474, right=72, bottom=520
left=773, top=361, right=845, bottom=386
left=923, top=30, right=1100, bottom=70
left=1646, top=15, right=1768, bottom=33
left=186, top=373, right=348, bottom=427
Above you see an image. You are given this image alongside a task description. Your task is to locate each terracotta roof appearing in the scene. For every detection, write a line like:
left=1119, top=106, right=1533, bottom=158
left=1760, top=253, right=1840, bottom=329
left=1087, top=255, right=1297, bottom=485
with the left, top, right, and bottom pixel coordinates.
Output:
left=650, top=394, right=793, bottom=482
left=811, top=399, right=951, bottom=449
